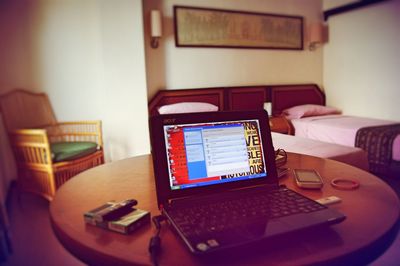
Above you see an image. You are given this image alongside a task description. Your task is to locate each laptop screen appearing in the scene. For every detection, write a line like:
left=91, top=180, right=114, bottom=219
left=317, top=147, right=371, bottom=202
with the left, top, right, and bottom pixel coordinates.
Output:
left=163, top=119, right=267, bottom=190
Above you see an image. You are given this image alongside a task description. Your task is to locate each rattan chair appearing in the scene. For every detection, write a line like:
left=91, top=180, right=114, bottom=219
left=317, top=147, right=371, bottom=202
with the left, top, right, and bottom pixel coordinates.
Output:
left=0, top=89, right=104, bottom=200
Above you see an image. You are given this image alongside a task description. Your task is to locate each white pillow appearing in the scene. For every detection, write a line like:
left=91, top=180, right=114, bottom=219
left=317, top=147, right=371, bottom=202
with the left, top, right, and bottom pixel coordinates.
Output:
left=158, top=102, right=218, bottom=114
left=282, top=104, right=341, bottom=120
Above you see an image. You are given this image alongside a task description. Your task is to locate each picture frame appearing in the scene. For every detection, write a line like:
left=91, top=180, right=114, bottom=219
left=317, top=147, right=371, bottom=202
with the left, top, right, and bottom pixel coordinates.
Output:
left=174, top=6, right=303, bottom=50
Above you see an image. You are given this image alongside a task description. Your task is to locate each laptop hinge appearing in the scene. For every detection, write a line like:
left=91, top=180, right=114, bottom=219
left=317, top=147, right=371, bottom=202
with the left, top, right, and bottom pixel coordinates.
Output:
left=167, top=184, right=278, bottom=207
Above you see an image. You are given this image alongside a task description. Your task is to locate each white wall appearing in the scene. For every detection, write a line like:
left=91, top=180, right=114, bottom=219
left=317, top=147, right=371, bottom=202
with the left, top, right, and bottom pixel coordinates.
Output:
left=98, top=0, right=150, bottom=159
left=0, top=0, right=150, bottom=161
left=144, top=0, right=324, bottom=100
left=323, top=0, right=400, bottom=120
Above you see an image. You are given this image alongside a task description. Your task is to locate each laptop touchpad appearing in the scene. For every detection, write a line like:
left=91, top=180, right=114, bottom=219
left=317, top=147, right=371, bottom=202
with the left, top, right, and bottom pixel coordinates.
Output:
left=236, top=220, right=287, bottom=239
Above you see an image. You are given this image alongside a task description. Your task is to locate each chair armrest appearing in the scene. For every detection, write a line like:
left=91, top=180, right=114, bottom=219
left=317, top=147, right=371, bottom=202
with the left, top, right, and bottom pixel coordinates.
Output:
left=46, top=121, right=103, bottom=147
left=10, top=129, right=52, bottom=165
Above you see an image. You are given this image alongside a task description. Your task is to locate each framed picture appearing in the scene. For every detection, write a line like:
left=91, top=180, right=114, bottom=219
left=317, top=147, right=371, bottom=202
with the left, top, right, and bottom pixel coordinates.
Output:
left=174, top=6, right=303, bottom=50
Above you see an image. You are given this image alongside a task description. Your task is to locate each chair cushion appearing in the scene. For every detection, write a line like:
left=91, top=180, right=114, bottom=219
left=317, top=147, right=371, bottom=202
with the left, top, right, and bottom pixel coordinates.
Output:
left=51, top=142, right=98, bottom=162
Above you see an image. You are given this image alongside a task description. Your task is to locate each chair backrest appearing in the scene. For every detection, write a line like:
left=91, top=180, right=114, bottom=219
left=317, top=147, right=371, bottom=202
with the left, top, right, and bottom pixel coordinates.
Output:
left=0, top=89, right=57, bottom=132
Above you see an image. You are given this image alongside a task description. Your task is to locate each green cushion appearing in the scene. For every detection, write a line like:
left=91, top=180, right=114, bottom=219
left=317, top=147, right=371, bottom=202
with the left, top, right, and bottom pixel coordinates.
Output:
left=51, top=142, right=98, bottom=162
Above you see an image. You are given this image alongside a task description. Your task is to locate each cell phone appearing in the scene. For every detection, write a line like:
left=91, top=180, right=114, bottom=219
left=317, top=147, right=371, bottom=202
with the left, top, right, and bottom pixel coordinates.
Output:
left=293, top=169, right=323, bottom=189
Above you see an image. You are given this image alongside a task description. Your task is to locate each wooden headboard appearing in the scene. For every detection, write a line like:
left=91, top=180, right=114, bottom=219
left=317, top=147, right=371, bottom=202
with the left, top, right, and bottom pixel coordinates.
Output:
left=270, top=84, right=325, bottom=116
left=148, top=84, right=325, bottom=116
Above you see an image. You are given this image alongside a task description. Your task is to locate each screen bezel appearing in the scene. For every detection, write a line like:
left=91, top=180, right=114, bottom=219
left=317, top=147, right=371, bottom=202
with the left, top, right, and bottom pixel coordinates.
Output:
left=150, top=110, right=278, bottom=207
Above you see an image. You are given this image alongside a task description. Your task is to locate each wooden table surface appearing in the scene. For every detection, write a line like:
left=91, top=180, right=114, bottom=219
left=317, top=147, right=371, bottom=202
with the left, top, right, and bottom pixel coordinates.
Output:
left=50, top=153, right=400, bottom=266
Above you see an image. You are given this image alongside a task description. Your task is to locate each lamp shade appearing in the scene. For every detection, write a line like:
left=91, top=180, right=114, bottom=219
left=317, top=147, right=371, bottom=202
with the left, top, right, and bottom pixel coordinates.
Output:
left=151, top=10, right=162, bottom=37
left=263, top=102, right=272, bottom=115
left=309, top=23, right=323, bottom=43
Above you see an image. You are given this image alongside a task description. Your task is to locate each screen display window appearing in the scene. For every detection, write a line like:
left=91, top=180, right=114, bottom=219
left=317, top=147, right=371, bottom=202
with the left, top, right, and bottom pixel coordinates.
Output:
left=164, top=120, right=267, bottom=190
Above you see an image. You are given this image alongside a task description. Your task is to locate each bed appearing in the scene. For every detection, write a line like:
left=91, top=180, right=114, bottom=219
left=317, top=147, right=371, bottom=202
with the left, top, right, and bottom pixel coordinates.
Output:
left=148, top=85, right=369, bottom=172
left=271, top=132, right=368, bottom=171
left=270, top=85, right=400, bottom=176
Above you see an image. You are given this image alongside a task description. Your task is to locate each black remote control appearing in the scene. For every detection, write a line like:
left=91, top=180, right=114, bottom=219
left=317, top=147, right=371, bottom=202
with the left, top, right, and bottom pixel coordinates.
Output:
left=95, top=199, right=138, bottom=222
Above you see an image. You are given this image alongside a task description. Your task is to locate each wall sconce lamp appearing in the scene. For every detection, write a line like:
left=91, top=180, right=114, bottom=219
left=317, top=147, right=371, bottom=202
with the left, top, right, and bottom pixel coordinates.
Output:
left=308, top=23, right=324, bottom=51
left=150, top=10, right=162, bottom=49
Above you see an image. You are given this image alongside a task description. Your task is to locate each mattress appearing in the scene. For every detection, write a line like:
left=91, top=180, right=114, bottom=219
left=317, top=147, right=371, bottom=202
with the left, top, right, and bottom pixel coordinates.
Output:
left=271, top=132, right=369, bottom=171
left=291, top=115, right=400, bottom=161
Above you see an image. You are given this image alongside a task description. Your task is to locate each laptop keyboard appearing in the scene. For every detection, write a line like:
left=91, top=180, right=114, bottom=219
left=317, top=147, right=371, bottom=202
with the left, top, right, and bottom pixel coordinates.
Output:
left=166, top=187, right=326, bottom=238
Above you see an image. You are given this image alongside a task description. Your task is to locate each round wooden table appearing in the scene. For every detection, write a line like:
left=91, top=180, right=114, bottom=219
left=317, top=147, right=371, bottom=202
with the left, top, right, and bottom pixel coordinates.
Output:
left=50, top=153, right=400, bottom=266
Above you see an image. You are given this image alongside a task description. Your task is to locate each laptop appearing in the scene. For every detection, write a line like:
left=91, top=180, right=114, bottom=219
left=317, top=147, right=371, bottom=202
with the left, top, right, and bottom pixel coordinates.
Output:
left=150, top=110, right=345, bottom=254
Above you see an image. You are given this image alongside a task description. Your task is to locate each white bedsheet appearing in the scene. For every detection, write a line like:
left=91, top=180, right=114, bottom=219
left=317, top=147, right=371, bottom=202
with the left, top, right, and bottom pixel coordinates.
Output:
left=291, top=115, right=400, bottom=161
left=272, top=132, right=369, bottom=171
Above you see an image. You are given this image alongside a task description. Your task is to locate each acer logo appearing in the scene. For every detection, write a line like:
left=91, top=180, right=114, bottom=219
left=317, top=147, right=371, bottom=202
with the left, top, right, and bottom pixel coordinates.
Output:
left=163, top=118, right=176, bottom=123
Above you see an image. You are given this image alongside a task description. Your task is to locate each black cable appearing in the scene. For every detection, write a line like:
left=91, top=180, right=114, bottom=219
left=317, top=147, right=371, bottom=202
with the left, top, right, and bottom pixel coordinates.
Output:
left=149, top=215, right=166, bottom=266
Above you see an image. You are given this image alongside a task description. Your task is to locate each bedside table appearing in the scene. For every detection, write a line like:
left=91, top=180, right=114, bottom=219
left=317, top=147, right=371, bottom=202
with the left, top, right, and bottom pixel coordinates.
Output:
left=269, top=116, right=293, bottom=135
